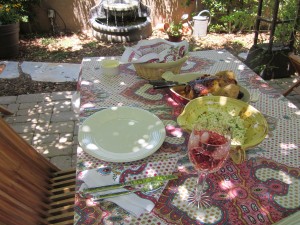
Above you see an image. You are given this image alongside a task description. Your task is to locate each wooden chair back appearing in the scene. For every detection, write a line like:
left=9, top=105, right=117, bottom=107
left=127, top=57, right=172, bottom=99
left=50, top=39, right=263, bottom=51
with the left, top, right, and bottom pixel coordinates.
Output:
left=0, top=117, right=76, bottom=225
left=283, top=53, right=300, bottom=96
left=0, top=105, right=14, bottom=116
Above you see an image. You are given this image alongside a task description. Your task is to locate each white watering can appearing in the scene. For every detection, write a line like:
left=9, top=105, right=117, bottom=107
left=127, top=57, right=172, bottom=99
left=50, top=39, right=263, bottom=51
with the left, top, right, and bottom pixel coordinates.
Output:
left=192, top=10, right=211, bottom=38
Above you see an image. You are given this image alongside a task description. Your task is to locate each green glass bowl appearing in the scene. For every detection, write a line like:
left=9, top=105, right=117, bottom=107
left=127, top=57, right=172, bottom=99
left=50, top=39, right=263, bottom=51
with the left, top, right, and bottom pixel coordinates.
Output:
left=177, top=96, right=268, bottom=151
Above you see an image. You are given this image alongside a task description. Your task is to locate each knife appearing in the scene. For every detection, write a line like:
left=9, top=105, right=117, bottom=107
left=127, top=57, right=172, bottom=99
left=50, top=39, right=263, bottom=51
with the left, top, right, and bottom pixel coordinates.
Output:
left=83, top=174, right=178, bottom=194
left=148, top=80, right=179, bottom=86
left=93, top=180, right=165, bottom=200
left=153, top=83, right=186, bottom=89
left=149, top=80, right=187, bottom=89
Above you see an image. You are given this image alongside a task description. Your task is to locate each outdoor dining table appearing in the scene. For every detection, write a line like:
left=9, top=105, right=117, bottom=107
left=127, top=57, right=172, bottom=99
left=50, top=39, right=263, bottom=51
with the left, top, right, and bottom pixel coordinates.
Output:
left=74, top=49, right=300, bottom=225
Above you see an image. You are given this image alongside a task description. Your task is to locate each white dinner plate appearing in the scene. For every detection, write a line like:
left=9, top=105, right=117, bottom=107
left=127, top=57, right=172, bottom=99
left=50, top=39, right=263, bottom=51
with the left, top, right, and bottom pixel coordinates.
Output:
left=78, top=106, right=166, bottom=162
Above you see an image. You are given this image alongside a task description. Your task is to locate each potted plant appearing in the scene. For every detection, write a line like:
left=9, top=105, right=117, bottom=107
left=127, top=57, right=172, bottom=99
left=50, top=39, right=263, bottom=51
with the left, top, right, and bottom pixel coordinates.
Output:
left=0, top=0, right=39, bottom=59
left=163, top=14, right=192, bottom=42
left=0, top=3, right=22, bottom=58
left=164, top=21, right=184, bottom=42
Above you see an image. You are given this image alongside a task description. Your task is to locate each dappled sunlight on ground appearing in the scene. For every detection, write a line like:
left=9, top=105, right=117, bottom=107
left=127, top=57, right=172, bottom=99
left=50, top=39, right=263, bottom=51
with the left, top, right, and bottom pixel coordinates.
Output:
left=17, top=29, right=259, bottom=64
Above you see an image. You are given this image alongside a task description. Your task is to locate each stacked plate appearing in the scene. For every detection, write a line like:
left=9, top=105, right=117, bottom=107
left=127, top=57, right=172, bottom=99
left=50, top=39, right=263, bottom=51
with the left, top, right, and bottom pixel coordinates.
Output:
left=78, top=106, right=166, bottom=162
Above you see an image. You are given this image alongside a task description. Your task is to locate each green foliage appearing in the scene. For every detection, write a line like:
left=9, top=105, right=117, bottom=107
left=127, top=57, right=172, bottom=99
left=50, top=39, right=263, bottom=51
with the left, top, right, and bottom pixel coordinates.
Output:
left=192, top=0, right=294, bottom=34
left=209, top=24, right=226, bottom=33
left=196, top=0, right=299, bottom=51
left=273, top=0, right=298, bottom=46
left=41, top=37, right=56, bottom=46
left=232, top=39, right=247, bottom=47
left=0, top=3, right=21, bottom=25
left=199, top=0, right=259, bottom=33
left=51, top=51, right=70, bottom=61
left=84, top=41, right=99, bottom=48
left=182, top=0, right=194, bottom=7
left=220, top=10, right=256, bottom=33
left=0, top=0, right=40, bottom=24
left=165, top=21, right=183, bottom=37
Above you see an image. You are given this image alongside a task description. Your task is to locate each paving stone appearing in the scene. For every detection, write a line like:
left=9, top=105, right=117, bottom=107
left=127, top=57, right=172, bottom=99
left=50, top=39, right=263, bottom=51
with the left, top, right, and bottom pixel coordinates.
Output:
left=17, top=107, right=38, bottom=116
left=71, top=91, right=80, bottom=112
left=70, top=154, right=77, bottom=168
left=14, top=115, right=39, bottom=123
left=10, top=122, right=36, bottom=133
left=7, top=103, right=19, bottom=113
left=51, top=111, right=78, bottom=122
left=19, top=133, right=34, bottom=144
left=73, top=144, right=79, bottom=154
left=74, top=121, right=79, bottom=135
left=0, top=63, right=81, bottom=170
left=36, top=102, right=54, bottom=113
left=37, top=101, right=55, bottom=107
left=0, top=104, right=8, bottom=110
left=0, top=61, right=19, bottom=79
left=36, top=142, right=73, bottom=157
left=35, top=122, right=50, bottom=133
left=48, top=121, right=75, bottom=133
left=33, top=133, right=59, bottom=145
left=53, top=100, right=72, bottom=112
left=17, top=93, right=51, bottom=103
left=73, top=135, right=78, bottom=145
left=19, top=102, right=39, bottom=109
left=34, top=141, right=56, bottom=154
left=51, top=91, right=75, bottom=101
left=21, top=62, right=80, bottom=82
left=4, top=116, right=17, bottom=124
left=59, top=133, right=73, bottom=143
left=38, top=113, right=52, bottom=123
left=50, top=155, right=74, bottom=169
left=0, top=96, right=17, bottom=104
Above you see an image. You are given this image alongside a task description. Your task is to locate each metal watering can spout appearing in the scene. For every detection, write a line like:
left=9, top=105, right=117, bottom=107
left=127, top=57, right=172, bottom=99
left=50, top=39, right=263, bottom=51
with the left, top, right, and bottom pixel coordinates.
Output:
left=192, top=10, right=211, bottom=38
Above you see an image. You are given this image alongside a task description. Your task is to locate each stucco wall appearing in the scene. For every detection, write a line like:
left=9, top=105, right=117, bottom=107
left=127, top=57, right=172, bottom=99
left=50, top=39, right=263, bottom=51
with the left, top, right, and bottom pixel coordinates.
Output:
left=29, top=0, right=195, bottom=34
left=30, top=0, right=97, bottom=33
left=144, top=0, right=194, bottom=27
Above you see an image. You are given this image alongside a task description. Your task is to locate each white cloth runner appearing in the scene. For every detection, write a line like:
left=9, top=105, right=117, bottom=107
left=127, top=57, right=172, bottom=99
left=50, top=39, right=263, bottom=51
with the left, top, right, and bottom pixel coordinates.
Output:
left=78, top=158, right=178, bottom=217
left=120, top=38, right=189, bottom=63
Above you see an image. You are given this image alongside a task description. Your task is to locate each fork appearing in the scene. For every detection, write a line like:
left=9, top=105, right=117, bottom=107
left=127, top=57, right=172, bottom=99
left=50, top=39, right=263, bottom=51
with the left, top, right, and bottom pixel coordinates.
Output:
left=93, top=181, right=164, bottom=201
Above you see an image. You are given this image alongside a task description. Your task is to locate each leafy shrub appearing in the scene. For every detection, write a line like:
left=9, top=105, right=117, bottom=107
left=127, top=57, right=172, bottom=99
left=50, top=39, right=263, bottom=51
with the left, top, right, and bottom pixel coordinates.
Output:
left=0, top=3, right=22, bottom=25
left=0, top=0, right=40, bottom=23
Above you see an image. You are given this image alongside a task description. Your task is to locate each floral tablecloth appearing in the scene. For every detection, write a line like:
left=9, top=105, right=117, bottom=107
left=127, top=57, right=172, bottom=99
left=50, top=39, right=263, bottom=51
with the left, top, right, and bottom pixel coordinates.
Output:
left=74, top=50, right=300, bottom=225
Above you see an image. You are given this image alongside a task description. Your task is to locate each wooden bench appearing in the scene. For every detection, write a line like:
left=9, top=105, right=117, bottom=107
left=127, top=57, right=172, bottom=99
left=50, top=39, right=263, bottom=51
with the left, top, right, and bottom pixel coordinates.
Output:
left=0, top=117, right=76, bottom=225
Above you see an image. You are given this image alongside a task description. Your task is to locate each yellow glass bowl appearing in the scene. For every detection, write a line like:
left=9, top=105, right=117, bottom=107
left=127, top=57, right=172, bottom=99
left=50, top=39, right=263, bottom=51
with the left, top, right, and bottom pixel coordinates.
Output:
left=177, top=96, right=268, bottom=152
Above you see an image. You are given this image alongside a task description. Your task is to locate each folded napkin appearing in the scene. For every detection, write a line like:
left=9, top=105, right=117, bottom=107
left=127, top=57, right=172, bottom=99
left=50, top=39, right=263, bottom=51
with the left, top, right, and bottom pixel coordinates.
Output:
left=78, top=158, right=178, bottom=217
left=120, top=38, right=189, bottom=63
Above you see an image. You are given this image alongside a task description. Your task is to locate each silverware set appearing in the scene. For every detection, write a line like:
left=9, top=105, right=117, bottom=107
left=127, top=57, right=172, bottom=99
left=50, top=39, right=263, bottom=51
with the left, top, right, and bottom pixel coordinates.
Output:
left=82, top=174, right=178, bottom=200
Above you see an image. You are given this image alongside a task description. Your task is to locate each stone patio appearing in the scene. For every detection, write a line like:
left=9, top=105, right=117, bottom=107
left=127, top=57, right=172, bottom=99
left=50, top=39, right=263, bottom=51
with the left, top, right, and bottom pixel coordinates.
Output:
left=0, top=91, right=78, bottom=169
